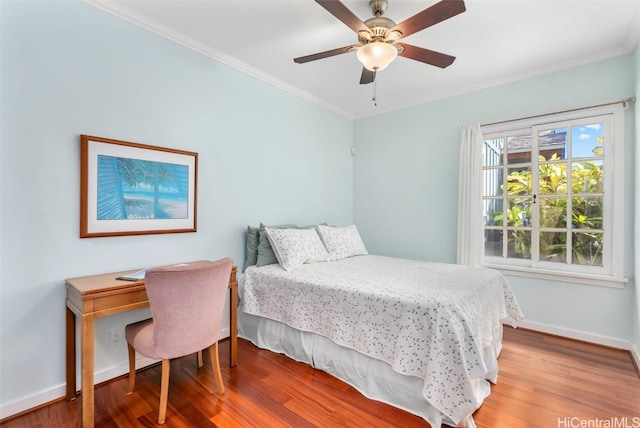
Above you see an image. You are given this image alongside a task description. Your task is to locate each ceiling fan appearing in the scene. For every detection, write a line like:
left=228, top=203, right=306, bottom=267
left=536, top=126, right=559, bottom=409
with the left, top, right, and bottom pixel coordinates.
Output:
left=294, top=0, right=466, bottom=84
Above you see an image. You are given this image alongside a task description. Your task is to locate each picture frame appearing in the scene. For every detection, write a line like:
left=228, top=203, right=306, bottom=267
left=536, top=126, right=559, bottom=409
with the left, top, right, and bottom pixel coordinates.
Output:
left=80, top=135, right=198, bottom=238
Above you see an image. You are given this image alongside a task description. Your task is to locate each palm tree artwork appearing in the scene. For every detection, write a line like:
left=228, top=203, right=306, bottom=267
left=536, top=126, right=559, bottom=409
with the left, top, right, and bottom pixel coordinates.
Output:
left=96, top=155, right=189, bottom=220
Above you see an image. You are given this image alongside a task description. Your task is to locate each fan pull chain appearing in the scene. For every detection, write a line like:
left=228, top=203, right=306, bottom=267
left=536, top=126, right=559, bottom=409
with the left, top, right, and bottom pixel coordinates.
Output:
left=372, top=77, right=377, bottom=106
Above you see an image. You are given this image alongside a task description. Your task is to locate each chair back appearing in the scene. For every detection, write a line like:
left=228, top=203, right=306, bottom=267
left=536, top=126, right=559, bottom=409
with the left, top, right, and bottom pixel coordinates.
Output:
left=144, top=258, right=233, bottom=359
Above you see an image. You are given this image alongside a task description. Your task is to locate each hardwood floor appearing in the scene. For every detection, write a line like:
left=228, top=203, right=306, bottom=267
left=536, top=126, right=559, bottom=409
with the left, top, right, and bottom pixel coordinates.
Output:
left=2, top=328, right=639, bottom=427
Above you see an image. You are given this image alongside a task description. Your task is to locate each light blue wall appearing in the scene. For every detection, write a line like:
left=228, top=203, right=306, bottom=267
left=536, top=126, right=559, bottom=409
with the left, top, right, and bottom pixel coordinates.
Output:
left=0, top=0, right=353, bottom=415
left=354, top=54, right=636, bottom=342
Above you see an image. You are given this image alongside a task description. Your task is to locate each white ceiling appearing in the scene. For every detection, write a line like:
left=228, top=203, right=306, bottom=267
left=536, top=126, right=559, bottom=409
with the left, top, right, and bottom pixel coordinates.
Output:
left=86, top=0, right=640, bottom=119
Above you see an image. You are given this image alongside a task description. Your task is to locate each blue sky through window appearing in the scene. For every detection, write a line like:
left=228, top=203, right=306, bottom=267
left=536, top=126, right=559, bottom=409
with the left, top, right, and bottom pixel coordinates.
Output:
left=572, top=122, right=603, bottom=158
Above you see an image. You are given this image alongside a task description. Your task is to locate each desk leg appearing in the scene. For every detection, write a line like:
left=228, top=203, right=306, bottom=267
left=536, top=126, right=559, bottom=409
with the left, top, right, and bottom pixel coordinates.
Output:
left=230, top=285, right=237, bottom=367
left=81, top=313, right=95, bottom=428
left=65, top=306, right=76, bottom=400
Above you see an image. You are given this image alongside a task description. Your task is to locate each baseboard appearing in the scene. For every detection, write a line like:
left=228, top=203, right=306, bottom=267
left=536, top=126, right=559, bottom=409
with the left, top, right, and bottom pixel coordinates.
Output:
left=0, top=328, right=230, bottom=421
left=631, top=342, right=640, bottom=376
left=516, top=319, right=633, bottom=350
left=0, top=355, right=158, bottom=421
left=95, top=356, right=160, bottom=384
left=0, top=385, right=66, bottom=421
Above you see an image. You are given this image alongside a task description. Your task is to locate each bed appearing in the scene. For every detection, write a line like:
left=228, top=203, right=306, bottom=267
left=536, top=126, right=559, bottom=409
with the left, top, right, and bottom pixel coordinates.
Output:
left=237, top=225, right=523, bottom=427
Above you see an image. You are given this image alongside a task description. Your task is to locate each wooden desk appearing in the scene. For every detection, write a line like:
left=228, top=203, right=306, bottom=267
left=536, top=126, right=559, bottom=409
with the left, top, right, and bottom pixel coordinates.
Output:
left=65, top=265, right=237, bottom=428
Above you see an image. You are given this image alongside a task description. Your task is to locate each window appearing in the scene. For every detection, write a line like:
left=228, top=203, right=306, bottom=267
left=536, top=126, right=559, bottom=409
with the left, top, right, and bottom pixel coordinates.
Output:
left=481, top=104, right=626, bottom=287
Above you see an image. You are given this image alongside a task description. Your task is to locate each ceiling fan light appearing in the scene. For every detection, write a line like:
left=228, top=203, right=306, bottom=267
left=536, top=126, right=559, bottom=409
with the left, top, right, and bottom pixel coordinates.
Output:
left=356, top=41, right=398, bottom=71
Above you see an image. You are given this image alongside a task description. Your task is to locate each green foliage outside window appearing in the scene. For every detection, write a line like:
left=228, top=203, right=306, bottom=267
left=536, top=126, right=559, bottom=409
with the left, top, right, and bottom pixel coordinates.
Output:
left=493, top=139, right=604, bottom=266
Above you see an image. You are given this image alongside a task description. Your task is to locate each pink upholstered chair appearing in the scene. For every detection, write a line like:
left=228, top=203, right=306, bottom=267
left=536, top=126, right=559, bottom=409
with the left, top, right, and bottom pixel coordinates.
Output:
left=125, top=258, right=233, bottom=424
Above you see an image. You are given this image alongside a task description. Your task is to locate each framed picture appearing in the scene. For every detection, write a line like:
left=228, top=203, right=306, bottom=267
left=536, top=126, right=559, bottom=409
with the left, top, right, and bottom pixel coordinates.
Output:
left=80, top=135, right=198, bottom=238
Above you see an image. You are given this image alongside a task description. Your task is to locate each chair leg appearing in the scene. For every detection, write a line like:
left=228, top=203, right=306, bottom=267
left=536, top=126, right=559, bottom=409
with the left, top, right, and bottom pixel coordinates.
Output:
left=158, top=359, right=170, bottom=424
left=209, top=341, right=225, bottom=395
left=127, top=343, right=136, bottom=395
left=197, top=350, right=203, bottom=368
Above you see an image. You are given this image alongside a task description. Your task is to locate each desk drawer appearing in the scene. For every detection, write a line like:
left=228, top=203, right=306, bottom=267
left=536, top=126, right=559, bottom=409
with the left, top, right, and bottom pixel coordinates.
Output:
left=93, top=289, right=149, bottom=317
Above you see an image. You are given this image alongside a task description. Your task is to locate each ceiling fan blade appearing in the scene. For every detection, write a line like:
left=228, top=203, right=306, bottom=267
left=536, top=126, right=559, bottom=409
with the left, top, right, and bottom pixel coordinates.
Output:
left=315, top=0, right=370, bottom=34
left=397, top=43, right=456, bottom=68
left=294, top=45, right=358, bottom=64
left=360, top=67, right=376, bottom=85
left=391, top=0, right=466, bottom=40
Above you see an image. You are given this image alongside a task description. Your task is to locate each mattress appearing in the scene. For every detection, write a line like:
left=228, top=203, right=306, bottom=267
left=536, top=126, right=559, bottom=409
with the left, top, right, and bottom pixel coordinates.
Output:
left=238, top=255, right=523, bottom=426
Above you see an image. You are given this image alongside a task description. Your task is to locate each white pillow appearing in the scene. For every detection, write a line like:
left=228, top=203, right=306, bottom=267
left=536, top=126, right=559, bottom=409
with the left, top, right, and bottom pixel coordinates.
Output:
left=316, top=224, right=368, bottom=261
left=264, top=227, right=329, bottom=270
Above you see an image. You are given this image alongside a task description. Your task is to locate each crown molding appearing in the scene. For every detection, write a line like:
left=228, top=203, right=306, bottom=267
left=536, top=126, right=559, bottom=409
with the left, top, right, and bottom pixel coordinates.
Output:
left=82, top=0, right=638, bottom=122
left=354, top=43, right=635, bottom=119
left=81, top=0, right=355, bottom=119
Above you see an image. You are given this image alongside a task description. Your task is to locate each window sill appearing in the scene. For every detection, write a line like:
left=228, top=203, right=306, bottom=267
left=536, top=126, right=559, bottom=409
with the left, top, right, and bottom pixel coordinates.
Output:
left=483, top=263, right=628, bottom=288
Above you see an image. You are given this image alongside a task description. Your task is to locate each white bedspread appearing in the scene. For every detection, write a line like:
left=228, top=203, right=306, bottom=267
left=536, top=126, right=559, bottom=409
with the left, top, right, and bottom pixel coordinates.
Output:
left=239, top=255, right=523, bottom=424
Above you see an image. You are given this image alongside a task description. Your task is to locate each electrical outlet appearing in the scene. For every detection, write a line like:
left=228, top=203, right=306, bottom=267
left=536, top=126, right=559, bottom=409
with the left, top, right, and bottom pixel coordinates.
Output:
left=109, top=329, right=122, bottom=348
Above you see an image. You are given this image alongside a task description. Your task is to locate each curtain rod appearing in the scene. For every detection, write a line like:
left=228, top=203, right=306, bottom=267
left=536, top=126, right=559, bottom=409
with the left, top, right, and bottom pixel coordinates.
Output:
left=481, top=97, right=636, bottom=127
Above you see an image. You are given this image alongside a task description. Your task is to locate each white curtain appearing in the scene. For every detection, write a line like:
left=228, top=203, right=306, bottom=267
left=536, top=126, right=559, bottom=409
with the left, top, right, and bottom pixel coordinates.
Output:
left=457, top=123, right=484, bottom=266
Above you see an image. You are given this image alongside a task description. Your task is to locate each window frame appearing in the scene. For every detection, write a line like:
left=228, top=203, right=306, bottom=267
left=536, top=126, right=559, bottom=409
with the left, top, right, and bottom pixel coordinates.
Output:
left=480, top=104, right=627, bottom=288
